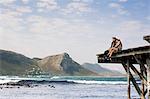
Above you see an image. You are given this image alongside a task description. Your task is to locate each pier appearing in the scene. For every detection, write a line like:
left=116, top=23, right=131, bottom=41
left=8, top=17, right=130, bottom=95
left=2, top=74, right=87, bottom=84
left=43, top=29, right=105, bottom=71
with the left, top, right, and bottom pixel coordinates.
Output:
left=97, top=35, right=150, bottom=99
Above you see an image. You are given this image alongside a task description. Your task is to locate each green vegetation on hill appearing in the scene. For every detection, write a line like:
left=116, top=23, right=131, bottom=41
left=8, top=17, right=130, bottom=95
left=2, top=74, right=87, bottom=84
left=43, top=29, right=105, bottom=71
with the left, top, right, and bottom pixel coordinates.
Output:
left=0, top=50, right=41, bottom=75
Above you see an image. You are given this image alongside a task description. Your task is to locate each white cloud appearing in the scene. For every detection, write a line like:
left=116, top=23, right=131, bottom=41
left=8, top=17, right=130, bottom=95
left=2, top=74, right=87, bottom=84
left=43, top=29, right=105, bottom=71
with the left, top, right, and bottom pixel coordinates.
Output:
left=16, top=6, right=32, bottom=13
left=109, top=3, right=128, bottom=15
left=115, top=20, right=149, bottom=42
left=0, top=0, right=15, bottom=5
left=82, top=0, right=93, bottom=3
left=109, top=3, right=121, bottom=8
left=72, top=0, right=93, bottom=3
left=62, top=2, right=91, bottom=14
left=0, top=9, right=24, bottom=33
left=117, top=21, right=142, bottom=33
left=26, top=15, right=95, bottom=38
left=36, top=0, right=58, bottom=12
left=119, top=0, right=128, bottom=3
left=21, top=0, right=29, bottom=4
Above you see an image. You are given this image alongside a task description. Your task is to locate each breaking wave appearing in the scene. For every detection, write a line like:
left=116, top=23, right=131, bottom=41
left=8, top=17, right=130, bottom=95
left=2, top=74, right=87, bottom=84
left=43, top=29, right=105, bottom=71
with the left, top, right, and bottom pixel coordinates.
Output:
left=0, top=76, right=127, bottom=85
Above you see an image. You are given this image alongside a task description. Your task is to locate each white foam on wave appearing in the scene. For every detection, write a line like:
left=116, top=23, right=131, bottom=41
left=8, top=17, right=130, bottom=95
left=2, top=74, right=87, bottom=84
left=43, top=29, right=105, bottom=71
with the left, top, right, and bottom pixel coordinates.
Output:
left=67, top=80, right=127, bottom=85
left=0, top=79, right=20, bottom=84
left=50, top=76, right=61, bottom=79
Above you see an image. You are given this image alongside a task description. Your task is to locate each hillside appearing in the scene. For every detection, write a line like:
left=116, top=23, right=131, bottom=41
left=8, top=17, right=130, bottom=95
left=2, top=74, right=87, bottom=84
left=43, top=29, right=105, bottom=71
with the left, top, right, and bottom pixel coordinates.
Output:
left=37, top=53, right=97, bottom=76
left=0, top=49, right=121, bottom=76
left=0, top=49, right=41, bottom=75
left=82, top=63, right=122, bottom=76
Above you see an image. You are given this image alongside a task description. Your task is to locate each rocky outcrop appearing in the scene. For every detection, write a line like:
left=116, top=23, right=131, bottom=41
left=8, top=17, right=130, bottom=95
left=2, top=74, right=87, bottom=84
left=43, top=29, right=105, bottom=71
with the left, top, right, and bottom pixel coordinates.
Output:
left=37, top=53, right=97, bottom=76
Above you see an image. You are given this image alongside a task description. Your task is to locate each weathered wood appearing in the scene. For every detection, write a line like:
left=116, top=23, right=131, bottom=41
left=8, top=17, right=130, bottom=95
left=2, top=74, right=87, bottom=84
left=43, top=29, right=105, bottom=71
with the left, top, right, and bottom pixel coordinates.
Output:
left=130, top=64, right=147, bottom=85
left=134, top=55, right=147, bottom=76
left=141, top=65, right=145, bottom=99
left=127, top=60, right=131, bottom=99
left=146, top=59, right=150, bottom=99
left=122, top=62, right=144, bottom=97
left=97, top=45, right=150, bottom=64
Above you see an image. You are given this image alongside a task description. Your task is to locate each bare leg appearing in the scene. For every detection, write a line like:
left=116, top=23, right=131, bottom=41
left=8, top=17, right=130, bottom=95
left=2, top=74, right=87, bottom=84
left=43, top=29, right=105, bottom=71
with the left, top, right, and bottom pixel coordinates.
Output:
left=109, top=48, right=118, bottom=58
left=108, top=48, right=113, bottom=56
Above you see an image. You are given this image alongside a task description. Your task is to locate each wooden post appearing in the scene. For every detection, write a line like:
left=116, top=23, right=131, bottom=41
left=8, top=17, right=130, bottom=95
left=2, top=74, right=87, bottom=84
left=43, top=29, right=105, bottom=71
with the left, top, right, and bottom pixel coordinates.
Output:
left=140, top=65, right=145, bottom=99
left=146, top=58, right=150, bottom=99
left=130, top=64, right=147, bottom=85
left=127, top=60, right=131, bottom=99
left=122, top=62, right=144, bottom=98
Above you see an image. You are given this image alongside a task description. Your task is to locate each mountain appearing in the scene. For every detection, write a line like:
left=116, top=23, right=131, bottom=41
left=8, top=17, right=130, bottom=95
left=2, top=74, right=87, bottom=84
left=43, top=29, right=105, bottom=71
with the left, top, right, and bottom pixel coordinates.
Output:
left=82, top=63, right=122, bottom=76
left=37, top=53, right=97, bottom=76
left=0, top=49, right=41, bottom=75
left=0, top=49, right=120, bottom=76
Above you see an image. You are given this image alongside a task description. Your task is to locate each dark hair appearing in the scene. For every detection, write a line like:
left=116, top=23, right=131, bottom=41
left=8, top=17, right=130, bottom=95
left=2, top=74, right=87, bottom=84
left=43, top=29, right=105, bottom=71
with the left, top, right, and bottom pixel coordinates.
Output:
left=112, top=37, right=116, bottom=39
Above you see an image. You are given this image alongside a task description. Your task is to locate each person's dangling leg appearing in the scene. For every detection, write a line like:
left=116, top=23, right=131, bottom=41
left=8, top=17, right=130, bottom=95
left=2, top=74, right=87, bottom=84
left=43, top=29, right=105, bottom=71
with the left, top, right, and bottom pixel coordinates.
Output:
left=109, top=48, right=118, bottom=58
left=109, top=48, right=114, bottom=58
left=107, top=48, right=113, bottom=56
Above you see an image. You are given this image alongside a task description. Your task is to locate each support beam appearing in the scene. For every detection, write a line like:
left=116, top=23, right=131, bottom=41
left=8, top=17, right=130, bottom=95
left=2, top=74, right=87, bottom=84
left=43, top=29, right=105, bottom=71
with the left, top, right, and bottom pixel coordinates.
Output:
left=127, top=60, right=131, bottom=99
left=140, top=65, right=145, bottom=99
left=122, top=62, right=144, bottom=98
left=134, top=55, right=147, bottom=76
left=146, top=58, right=150, bottom=99
left=130, top=64, right=147, bottom=85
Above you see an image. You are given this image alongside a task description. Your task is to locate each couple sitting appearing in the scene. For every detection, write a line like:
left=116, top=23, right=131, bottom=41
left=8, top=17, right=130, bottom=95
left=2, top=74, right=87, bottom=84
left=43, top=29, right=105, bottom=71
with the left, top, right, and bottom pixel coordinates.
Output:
left=105, top=37, right=122, bottom=60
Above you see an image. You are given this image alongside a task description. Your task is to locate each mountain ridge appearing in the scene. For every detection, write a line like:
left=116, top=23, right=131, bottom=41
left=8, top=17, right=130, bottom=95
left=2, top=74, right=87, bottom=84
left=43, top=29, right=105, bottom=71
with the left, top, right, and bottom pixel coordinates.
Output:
left=0, top=49, right=122, bottom=76
left=82, top=63, right=122, bottom=76
left=37, top=53, right=97, bottom=76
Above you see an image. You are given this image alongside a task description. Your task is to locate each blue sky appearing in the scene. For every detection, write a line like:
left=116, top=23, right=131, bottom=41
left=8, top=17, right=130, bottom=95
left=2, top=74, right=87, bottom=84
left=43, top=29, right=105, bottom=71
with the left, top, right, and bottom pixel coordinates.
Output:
left=0, top=0, right=149, bottom=72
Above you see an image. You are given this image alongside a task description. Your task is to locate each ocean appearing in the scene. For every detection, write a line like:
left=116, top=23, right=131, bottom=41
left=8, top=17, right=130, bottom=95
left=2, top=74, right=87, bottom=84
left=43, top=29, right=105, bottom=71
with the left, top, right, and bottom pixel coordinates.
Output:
left=0, top=76, right=142, bottom=99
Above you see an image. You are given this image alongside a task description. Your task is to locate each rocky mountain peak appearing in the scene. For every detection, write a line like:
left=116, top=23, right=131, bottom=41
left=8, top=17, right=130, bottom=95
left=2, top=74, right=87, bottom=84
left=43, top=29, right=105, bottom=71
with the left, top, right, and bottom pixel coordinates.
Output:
left=37, top=53, right=96, bottom=76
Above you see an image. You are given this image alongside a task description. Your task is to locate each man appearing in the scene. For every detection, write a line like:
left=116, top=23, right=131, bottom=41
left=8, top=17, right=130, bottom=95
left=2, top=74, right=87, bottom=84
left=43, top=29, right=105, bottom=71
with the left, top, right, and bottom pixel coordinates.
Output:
left=107, top=37, right=122, bottom=58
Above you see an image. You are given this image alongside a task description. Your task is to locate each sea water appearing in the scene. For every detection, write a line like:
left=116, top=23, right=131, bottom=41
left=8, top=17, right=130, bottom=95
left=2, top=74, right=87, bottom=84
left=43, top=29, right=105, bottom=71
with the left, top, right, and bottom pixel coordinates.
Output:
left=0, top=76, right=142, bottom=99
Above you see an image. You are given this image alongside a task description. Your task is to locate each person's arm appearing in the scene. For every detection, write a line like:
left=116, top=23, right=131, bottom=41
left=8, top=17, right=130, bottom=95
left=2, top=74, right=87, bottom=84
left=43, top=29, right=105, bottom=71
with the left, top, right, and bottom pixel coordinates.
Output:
left=114, top=40, right=121, bottom=48
left=110, top=41, right=115, bottom=48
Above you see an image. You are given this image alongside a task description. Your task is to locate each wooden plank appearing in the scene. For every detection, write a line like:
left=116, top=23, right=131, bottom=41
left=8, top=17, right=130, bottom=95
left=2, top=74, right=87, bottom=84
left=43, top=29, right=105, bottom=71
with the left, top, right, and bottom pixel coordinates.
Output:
left=112, top=51, right=150, bottom=58
left=97, top=45, right=150, bottom=57
left=146, top=58, right=150, bottom=99
left=97, top=45, right=150, bottom=64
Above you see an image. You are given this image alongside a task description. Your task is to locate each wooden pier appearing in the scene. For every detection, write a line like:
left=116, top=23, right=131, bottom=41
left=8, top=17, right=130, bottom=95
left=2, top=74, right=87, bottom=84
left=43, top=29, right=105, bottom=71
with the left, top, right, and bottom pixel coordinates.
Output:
left=97, top=35, right=150, bottom=99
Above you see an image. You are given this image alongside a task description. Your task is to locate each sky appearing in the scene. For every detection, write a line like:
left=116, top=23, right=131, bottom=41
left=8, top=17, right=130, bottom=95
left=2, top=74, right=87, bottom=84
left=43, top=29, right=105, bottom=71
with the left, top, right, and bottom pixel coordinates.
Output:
left=0, top=0, right=149, bottom=72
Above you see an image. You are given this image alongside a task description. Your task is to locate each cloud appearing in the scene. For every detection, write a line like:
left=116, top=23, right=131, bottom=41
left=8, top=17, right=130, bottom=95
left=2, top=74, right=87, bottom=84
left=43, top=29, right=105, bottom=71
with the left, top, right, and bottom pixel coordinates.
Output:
left=109, top=2, right=128, bottom=15
left=62, top=2, right=91, bottom=14
left=0, top=9, right=24, bottom=33
left=36, top=0, right=58, bottom=12
left=26, top=15, right=95, bottom=38
left=72, top=0, right=93, bottom=3
left=119, top=0, right=128, bottom=3
left=109, top=3, right=121, bottom=8
left=16, top=6, right=32, bottom=13
left=21, top=0, right=29, bottom=4
left=115, top=20, right=149, bottom=41
left=0, top=0, right=16, bottom=5
left=117, top=21, right=143, bottom=33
